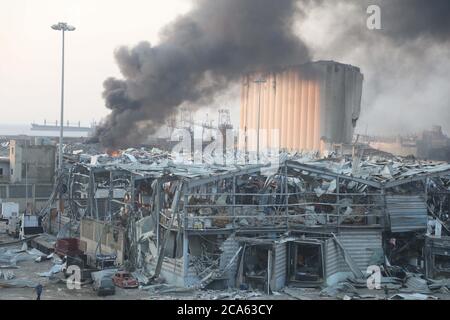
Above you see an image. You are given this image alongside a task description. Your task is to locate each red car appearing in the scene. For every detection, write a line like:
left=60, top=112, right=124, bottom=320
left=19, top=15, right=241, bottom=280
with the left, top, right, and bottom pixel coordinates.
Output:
left=112, top=271, right=139, bottom=289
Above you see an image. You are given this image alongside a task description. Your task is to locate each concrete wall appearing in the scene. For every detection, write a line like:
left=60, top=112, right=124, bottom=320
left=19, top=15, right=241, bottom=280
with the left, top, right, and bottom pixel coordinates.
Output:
left=240, top=61, right=363, bottom=153
left=325, top=229, right=383, bottom=285
left=0, top=159, right=10, bottom=182
left=0, top=183, right=53, bottom=211
left=80, top=218, right=125, bottom=265
left=10, top=140, right=56, bottom=184
left=148, top=258, right=187, bottom=287
left=369, top=141, right=418, bottom=157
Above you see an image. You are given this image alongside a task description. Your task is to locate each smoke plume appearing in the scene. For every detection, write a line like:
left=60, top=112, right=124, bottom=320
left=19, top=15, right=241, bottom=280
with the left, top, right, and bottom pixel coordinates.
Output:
left=95, top=0, right=450, bottom=147
left=95, top=0, right=311, bottom=148
left=298, top=0, right=450, bottom=135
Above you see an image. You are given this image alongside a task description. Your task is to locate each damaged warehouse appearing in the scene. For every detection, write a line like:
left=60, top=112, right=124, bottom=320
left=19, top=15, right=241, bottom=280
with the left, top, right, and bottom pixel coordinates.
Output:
left=36, top=149, right=450, bottom=294
left=1, top=0, right=450, bottom=305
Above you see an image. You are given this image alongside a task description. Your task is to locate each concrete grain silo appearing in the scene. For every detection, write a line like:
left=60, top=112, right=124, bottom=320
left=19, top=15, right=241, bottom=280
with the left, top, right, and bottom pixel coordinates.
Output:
left=239, top=61, right=363, bottom=153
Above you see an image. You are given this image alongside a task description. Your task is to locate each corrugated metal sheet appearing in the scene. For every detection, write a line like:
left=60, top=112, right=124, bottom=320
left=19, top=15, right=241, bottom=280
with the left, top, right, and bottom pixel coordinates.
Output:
left=325, top=239, right=341, bottom=279
left=0, top=186, right=6, bottom=199
left=239, top=61, right=363, bottom=152
left=337, top=230, right=383, bottom=273
left=219, top=235, right=240, bottom=287
left=272, top=243, right=287, bottom=291
left=386, top=195, right=428, bottom=233
left=325, top=230, right=382, bottom=278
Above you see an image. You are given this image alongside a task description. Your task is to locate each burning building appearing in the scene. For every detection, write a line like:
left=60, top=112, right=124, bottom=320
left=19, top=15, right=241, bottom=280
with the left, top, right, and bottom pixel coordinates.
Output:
left=240, top=61, right=363, bottom=153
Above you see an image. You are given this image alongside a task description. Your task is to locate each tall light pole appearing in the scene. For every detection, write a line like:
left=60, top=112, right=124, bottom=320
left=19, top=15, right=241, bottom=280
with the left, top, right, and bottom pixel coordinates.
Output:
left=51, top=22, right=76, bottom=174
left=254, top=78, right=267, bottom=163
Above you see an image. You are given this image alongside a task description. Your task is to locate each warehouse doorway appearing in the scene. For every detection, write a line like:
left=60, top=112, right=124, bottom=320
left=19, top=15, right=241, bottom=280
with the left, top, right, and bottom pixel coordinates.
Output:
left=288, top=241, right=324, bottom=287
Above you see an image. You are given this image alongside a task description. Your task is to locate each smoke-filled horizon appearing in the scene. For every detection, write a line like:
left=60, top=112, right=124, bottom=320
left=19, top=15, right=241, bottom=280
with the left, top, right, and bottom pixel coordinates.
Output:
left=94, top=0, right=450, bottom=148
left=300, top=0, right=450, bottom=136
left=94, top=0, right=311, bottom=148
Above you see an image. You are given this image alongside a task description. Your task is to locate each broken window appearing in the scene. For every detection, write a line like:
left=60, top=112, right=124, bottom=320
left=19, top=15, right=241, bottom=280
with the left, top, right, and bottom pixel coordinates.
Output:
left=433, top=254, right=450, bottom=278
left=288, top=242, right=324, bottom=286
left=240, top=245, right=271, bottom=291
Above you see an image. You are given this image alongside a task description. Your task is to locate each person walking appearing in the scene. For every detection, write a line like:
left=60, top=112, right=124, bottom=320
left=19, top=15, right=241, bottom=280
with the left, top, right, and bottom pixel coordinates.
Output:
left=35, top=283, right=43, bottom=300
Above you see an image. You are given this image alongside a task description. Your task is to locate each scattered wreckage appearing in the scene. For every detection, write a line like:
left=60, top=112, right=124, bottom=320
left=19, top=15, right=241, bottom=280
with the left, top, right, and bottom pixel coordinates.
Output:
left=49, top=147, right=450, bottom=294
left=113, top=271, right=139, bottom=289
left=5, top=145, right=450, bottom=299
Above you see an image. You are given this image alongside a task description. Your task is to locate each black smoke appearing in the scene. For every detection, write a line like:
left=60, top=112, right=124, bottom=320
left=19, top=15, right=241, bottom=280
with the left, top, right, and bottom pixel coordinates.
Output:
left=375, top=0, right=450, bottom=42
left=298, top=0, right=450, bottom=135
left=95, top=0, right=311, bottom=148
left=95, top=0, right=450, bottom=147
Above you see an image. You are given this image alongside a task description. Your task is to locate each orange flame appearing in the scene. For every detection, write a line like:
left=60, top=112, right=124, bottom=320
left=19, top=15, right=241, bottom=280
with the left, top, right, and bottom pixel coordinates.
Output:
left=106, top=149, right=122, bottom=157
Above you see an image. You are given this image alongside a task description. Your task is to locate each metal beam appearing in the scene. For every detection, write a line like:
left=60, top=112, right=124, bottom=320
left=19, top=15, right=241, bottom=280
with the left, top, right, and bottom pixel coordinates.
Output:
left=286, top=161, right=382, bottom=189
left=187, top=165, right=266, bottom=189
left=383, top=169, right=450, bottom=189
left=152, top=183, right=183, bottom=279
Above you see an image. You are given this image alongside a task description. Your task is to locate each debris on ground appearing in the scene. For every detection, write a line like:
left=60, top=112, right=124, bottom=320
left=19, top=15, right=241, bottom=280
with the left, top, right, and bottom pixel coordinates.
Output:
left=389, top=293, right=439, bottom=300
left=320, top=282, right=358, bottom=298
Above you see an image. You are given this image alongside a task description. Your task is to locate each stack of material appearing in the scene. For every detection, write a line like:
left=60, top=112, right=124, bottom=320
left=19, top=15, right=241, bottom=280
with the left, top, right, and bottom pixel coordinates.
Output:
left=347, top=277, right=403, bottom=290
left=401, top=274, right=431, bottom=294
left=0, top=279, right=38, bottom=288
left=319, top=282, right=357, bottom=298
left=0, top=271, right=15, bottom=280
left=428, top=279, right=450, bottom=293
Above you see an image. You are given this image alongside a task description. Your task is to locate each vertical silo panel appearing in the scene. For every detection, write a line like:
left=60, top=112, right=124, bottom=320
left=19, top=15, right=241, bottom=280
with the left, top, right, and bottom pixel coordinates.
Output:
left=343, top=69, right=353, bottom=143
left=258, top=79, right=266, bottom=152
left=350, top=70, right=360, bottom=141
left=348, top=68, right=360, bottom=142
left=280, top=71, right=289, bottom=150
left=326, top=65, right=336, bottom=143
left=239, top=77, right=246, bottom=149
left=274, top=73, right=283, bottom=150
left=336, top=65, right=347, bottom=142
left=248, top=78, right=254, bottom=132
left=250, top=78, right=259, bottom=151
left=266, top=75, right=272, bottom=148
left=245, top=79, right=253, bottom=151
left=313, top=83, right=321, bottom=151
left=290, top=69, right=298, bottom=150
left=270, top=73, right=278, bottom=149
left=264, top=76, right=272, bottom=150
left=239, top=62, right=364, bottom=152
left=300, top=77, right=309, bottom=150
left=307, top=81, right=316, bottom=150
left=260, top=80, right=268, bottom=151
left=253, top=77, right=260, bottom=133
left=286, top=70, right=293, bottom=150
left=293, top=70, right=301, bottom=151
left=331, top=64, right=344, bottom=142
left=241, top=76, right=249, bottom=129
left=240, top=76, right=246, bottom=131
left=265, top=73, right=271, bottom=149
left=263, top=79, right=268, bottom=132
left=351, top=72, right=363, bottom=141
left=287, top=70, right=296, bottom=150
left=278, top=72, right=285, bottom=150
left=285, top=70, right=292, bottom=150
left=320, top=65, right=332, bottom=144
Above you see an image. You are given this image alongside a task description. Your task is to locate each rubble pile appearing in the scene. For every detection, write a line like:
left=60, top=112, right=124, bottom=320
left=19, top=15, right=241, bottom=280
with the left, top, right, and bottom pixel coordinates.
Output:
left=4, top=140, right=450, bottom=300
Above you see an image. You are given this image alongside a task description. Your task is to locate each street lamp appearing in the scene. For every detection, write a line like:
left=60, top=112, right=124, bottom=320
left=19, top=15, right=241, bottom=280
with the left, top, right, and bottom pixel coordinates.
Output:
left=51, top=22, right=76, bottom=174
left=254, top=78, right=267, bottom=163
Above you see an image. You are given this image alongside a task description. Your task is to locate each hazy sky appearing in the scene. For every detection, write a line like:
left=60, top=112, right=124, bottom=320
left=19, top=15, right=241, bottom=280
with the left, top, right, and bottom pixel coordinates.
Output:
left=0, top=0, right=192, bottom=125
left=2, top=1, right=449, bottom=137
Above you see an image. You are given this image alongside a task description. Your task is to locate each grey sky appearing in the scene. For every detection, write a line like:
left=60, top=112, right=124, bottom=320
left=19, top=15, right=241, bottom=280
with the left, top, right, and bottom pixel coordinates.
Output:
left=0, top=0, right=191, bottom=125
left=2, top=1, right=449, bottom=137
